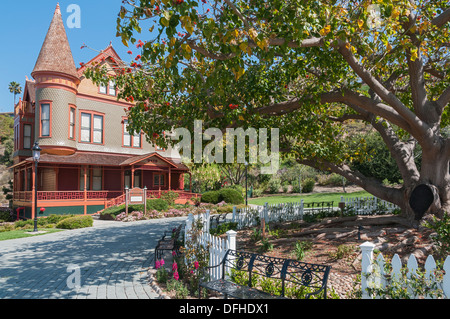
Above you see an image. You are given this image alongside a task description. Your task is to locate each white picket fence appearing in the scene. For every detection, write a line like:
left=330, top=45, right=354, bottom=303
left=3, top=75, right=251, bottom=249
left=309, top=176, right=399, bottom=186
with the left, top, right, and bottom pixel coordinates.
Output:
left=184, top=211, right=236, bottom=281
left=342, top=196, right=398, bottom=215
left=231, top=195, right=398, bottom=230
left=360, top=242, right=450, bottom=299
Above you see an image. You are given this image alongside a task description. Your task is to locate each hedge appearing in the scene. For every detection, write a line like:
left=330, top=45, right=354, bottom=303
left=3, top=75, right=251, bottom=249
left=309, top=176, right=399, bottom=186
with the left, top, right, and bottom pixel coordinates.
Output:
left=56, top=215, right=93, bottom=229
left=201, top=188, right=244, bottom=205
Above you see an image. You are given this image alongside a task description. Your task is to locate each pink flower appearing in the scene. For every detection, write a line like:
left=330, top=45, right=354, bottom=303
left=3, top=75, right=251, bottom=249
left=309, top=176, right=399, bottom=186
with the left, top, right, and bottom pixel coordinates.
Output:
left=155, top=260, right=160, bottom=269
left=194, top=261, right=199, bottom=269
left=172, top=251, right=177, bottom=256
left=173, top=271, right=179, bottom=281
left=172, top=261, right=178, bottom=271
left=160, top=259, right=165, bottom=266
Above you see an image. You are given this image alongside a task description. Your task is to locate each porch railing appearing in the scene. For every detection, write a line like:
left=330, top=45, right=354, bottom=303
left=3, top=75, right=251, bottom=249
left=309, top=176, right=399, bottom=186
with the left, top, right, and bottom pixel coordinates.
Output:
left=14, top=190, right=200, bottom=208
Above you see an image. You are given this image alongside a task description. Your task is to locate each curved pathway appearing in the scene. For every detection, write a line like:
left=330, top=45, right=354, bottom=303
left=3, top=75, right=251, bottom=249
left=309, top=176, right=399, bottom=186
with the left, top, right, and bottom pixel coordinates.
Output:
left=0, top=216, right=185, bottom=299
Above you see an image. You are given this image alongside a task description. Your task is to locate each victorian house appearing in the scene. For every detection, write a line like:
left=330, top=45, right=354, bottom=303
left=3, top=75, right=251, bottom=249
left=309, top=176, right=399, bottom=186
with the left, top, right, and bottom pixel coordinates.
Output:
left=11, top=4, right=194, bottom=219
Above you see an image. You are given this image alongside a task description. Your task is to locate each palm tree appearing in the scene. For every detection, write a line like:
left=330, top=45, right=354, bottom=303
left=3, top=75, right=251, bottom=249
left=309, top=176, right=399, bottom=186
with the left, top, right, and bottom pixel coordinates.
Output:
left=8, top=81, right=22, bottom=106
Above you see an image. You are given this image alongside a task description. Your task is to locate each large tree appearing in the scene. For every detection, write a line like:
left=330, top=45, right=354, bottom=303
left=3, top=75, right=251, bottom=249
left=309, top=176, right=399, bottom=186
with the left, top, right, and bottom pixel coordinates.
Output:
left=85, top=0, right=449, bottom=222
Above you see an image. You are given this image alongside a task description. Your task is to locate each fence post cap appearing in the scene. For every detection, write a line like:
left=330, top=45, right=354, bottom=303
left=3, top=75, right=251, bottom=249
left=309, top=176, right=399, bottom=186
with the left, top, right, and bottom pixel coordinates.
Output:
left=226, top=230, right=237, bottom=236
left=359, top=241, right=376, bottom=249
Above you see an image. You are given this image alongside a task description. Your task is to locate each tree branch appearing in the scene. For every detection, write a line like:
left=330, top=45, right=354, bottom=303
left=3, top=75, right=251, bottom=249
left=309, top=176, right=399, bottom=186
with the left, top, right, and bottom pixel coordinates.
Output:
left=431, top=8, right=450, bottom=28
left=337, top=42, right=433, bottom=142
left=437, top=86, right=450, bottom=111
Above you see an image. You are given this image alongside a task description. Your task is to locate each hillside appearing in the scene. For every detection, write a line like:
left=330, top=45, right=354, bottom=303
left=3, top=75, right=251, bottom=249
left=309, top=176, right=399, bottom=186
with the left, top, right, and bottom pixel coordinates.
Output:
left=0, top=114, right=13, bottom=206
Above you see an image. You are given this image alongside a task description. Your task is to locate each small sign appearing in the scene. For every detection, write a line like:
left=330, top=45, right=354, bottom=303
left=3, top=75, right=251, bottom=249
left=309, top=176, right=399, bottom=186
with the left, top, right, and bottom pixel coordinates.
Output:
left=125, top=187, right=147, bottom=214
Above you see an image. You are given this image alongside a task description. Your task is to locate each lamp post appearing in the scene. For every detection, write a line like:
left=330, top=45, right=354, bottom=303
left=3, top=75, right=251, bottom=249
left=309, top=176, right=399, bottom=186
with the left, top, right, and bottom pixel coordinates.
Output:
left=245, top=161, right=248, bottom=206
left=32, top=142, right=41, bottom=233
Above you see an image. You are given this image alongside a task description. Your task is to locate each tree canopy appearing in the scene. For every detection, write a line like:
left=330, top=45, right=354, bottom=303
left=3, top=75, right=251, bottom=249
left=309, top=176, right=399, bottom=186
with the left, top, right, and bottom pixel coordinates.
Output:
left=85, top=0, right=450, bottom=219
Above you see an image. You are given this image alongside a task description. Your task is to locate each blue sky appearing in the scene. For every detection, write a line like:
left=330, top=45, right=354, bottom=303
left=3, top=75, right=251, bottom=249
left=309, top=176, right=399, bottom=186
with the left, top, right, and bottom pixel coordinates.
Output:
left=0, top=0, right=134, bottom=113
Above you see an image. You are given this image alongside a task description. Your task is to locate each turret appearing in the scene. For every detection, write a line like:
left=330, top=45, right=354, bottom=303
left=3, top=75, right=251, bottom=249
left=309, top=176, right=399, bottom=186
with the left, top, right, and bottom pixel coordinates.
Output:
left=31, top=3, right=80, bottom=155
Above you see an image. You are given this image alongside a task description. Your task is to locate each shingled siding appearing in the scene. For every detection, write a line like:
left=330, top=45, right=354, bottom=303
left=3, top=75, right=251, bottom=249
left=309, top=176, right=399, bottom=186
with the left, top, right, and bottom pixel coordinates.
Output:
left=35, top=87, right=77, bottom=149
left=33, top=88, right=177, bottom=157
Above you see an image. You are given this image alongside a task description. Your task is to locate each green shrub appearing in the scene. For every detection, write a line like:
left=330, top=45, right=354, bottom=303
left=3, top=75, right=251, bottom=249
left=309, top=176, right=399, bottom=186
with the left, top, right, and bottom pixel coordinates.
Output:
left=218, top=188, right=244, bottom=205
left=0, top=210, right=13, bottom=222
left=302, top=178, right=315, bottom=193
left=56, top=215, right=93, bottom=229
left=147, top=198, right=169, bottom=211
left=223, top=184, right=245, bottom=197
left=268, top=178, right=281, bottom=194
left=201, top=190, right=220, bottom=204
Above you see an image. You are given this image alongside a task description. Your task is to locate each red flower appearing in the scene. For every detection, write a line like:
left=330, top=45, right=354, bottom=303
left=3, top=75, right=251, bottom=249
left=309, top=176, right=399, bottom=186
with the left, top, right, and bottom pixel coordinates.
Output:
left=127, top=50, right=133, bottom=54
left=153, top=133, right=160, bottom=138
left=135, top=55, right=141, bottom=61
left=229, top=104, right=238, bottom=109
left=136, top=40, right=144, bottom=48
left=40, top=208, right=45, bottom=212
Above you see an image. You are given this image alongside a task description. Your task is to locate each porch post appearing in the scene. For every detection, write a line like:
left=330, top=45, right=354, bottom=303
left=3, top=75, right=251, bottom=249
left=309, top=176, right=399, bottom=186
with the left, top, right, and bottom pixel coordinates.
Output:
left=168, top=167, right=171, bottom=190
left=121, top=167, right=124, bottom=191
left=83, top=165, right=87, bottom=215
left=189, top=173, right=192, bottom=192
left=131, top=165, right=135, bottom=188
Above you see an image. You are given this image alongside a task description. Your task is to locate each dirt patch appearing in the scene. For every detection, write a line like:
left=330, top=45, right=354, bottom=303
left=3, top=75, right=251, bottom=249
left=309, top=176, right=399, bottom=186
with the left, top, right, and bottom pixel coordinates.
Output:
left=234, top=214, right=435, bottom=276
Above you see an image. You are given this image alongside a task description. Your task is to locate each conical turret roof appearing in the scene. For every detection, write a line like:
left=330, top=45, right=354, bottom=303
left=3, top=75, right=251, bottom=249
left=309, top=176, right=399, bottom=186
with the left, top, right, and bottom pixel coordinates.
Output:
left=32, top=4, right=79, bottom=80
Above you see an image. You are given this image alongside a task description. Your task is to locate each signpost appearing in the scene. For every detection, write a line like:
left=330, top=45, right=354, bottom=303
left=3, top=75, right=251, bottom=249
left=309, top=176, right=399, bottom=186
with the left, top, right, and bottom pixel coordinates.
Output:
left=125, top=187, right=147, bottom=214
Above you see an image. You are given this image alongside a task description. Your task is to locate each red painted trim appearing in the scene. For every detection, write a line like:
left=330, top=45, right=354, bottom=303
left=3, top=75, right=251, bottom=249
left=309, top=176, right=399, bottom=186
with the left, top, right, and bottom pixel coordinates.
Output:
left=76, top=93, right=132, bottom=108
left=35, top=83, right=78, bottom=95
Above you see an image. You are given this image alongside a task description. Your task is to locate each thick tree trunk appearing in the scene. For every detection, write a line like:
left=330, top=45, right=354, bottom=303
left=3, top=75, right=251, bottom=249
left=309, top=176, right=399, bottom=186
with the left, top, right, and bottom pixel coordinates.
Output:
left=404, top=149, right=450, bottom=221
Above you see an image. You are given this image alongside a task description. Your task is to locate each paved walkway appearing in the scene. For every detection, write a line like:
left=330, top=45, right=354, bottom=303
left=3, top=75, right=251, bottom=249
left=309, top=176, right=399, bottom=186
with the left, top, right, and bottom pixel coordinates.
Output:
left=0, top=216, right=185, bottom=299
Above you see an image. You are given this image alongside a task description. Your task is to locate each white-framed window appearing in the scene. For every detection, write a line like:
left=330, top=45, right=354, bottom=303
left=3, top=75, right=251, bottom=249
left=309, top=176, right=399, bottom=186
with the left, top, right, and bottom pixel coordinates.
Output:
left=80, top=112, right=91, bottom=142
left=80, top=112, right=104, bottom=144
left=93, top=115, right=103, bottom=144
left=123, top=119, right=131, bottom=147
left=40, top=103, right=50, bottom=137
left=69, top=106, right=76, bottom=139
left=99, top=82, right=107, bottom=94
left=108, top=80, right=116, bottom=96
left=122, top=118, right=141, bottom=148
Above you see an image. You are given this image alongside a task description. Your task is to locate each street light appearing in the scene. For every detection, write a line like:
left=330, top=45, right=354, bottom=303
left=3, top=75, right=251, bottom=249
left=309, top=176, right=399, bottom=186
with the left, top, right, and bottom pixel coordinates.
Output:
left=32, top=142, right=41, bottom=233
left=245, top=161, right=248, bottom=206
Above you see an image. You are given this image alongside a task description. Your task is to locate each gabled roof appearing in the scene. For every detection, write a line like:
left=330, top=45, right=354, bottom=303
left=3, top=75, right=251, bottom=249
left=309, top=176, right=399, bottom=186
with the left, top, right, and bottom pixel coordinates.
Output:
left=23, top=78, right=36, bottom=103
left=77, top=44, right=124, bottom=78
left=31, top=4, right=79, bottom=80
left=120, top=152, right=180, bottom=168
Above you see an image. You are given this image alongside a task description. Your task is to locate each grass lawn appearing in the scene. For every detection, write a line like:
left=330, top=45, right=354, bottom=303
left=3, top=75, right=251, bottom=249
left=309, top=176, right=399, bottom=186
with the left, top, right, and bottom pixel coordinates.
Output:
left=0, top=228, right=64, bottom=241
left=248, top=190, right=370, bottom=206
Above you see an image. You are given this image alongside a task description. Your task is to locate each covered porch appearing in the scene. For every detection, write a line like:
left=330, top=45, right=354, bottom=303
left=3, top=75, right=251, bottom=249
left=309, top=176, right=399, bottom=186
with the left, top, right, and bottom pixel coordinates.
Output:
left=12, top=151, right=197, bottom=219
